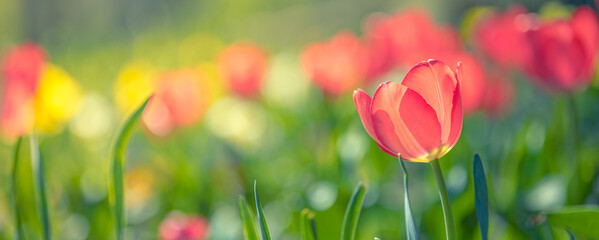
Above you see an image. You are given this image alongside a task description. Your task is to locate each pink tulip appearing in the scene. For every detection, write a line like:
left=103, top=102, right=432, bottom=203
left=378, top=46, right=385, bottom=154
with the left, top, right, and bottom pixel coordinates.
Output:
left=159, top=213, right=209, bottom=240
left=301, top=31, right=369, bottom=96
left=473, top=6, right=535, bottom=71
left=218, top=43, right=267, bottom=98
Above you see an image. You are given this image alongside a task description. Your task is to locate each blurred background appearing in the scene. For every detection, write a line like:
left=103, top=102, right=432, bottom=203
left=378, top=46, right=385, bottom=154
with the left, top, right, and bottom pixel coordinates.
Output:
left=1, top=0, right=599, bottom=239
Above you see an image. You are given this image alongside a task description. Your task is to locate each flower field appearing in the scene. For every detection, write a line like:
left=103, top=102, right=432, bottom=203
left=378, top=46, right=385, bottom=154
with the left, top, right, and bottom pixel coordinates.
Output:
left=1, top=0, right=599, bottom=239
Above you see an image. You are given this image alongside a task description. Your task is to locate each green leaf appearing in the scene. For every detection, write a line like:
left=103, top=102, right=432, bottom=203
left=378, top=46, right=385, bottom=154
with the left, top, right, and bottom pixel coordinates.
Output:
left=473, top=154, right=489, bottom=240
left=238, top=195, right=259, bottom=240
left=547, top=205, right=599, bottom=239
left=109, top=97, right=151, bottom=240
left=300, top=209, right=317, bottom=240
left=11, top=136, right=24, bottom=239
left=30, top=135, right=51, bottom=240
left=399, top=157, right=419, bottom=240
left=340, top=183, right=365, bottom=240
left=254, top=181, right=271, bottom=240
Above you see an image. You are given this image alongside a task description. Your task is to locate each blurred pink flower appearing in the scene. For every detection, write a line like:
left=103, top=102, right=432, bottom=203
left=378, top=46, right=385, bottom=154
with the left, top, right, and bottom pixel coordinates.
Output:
left=2, top=42, right=46, bottom=92
left=473, top=6, right=536, bottom=71
left=364, top=8, right=462, bottom=69
left=1, top=42, right=46, bottom=139
left=439, top=51, right=487, bottom=115
left=525, top=6, right=599, bottom=93
left=159, top=212, right=209, bottom=240
left=218, top=42, right=267, bottom=98
left=301, top=31, right=369, bottom=96
left=143, top=69, right=209, bottom=137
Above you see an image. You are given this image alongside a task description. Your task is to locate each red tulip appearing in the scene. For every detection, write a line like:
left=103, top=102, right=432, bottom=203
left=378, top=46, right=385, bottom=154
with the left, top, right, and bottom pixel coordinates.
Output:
left=354, top=59, right=462, bottom=162
left=218, top=42, right=267, bottom=98
left=301, top=31, right=369, bottom=96
left=1, top=42, right=46, bottom=139
left=159, top=212, right=209, bottom=240
left=143, top=69, right=209, bottom=137
left=473, top=6, right=535, bottom=70
left=439, top=51, right=486, bottom=115
left=526, top=6, right=599, bottom=93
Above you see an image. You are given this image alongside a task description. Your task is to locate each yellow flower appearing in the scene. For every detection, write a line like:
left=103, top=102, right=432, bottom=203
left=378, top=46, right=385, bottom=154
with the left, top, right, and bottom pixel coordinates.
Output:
left=34, top=64, right=82, bottom=133
left=113, top=62, right=156, bottom=113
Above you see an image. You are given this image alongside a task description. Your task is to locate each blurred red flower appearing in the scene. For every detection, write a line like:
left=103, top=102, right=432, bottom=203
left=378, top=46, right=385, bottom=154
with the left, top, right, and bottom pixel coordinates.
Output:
left=0, top=42, right=46, bottom=139
left=143, top=69, right=210, bottom=137
left=473, top=6, right=535, bottom=71
left=363, top=8, right=462, bottom=80
left=525, top=6, right=599, bottom=93
left=354, top=60, right=462, bottom=162
left=301, top=31, right=369, bottom=96
left=218, top=42, right=267, bottom=98
left=159, top=212, right=209, bottom=240
left=482, top=72, right=514, bottom=118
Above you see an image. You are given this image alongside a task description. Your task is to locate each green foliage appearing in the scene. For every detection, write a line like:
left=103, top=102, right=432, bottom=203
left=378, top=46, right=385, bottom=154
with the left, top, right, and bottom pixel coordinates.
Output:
left=473, top=154, right=488, bottom=240
left=11, top=136, right=24, bottom=239
left=30, top=135, right=51, bottom=240
left=254, top=181, right=271, bottom=240
left=109, top=97, right=150, bottom=240
left=340, top=183, right=365, bottom=240
left=399, top=158, right=419, bottom=240
left=238, top=195, right=259, bottom=240
left=300, top=209, right=317, bottom=240
left=547, top=206, right=599, bottom=239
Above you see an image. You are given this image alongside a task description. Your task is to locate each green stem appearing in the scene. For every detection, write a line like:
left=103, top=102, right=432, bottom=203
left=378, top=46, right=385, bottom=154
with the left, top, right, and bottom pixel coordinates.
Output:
left=430, top=159, right=455, bottom=240
left=566, top=96, right=588, bottom=204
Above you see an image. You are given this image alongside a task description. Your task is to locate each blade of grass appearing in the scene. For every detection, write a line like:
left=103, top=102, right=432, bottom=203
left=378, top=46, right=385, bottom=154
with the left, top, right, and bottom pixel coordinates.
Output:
left=340, top=183, right=365, bottom=240
left=254, top=181, right=271, bottom=240
left=473, top=154, right=489, bottom=240
left=30, top=134, right=51, bottom=240
left=11, top=136, right=24, bottom=239
left=300, top=209, right=317, bottom=240
left=109, top=97, right=150, bottom=240
left=238, top=195, right=259, bottom=240
left=399, top=157, right=419, bottom=240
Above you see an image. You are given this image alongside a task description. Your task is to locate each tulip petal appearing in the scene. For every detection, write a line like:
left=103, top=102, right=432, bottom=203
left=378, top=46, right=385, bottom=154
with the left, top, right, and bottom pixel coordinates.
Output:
left=371, top=81, right=426, bottom=160
left=401, top=59, right=457, bottom=142
left=353, top=89, right=376, bottom=139
left=447, top=63, right=463, bottom=148
left=399, top=89, right=442, bottom=155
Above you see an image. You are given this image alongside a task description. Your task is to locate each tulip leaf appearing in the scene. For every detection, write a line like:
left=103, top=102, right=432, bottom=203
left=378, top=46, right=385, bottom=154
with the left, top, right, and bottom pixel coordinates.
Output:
left=473, top=154, right=489, bottom=240
left=109, top=96, right=150, bottom=240
left=238, top=195, right=259, bottom=240
left=547, top=205, right=599, bottom=239
left=11, top=136, right=25, bottom=239
left=30, top=134, right=51, bottom=240
left=341, top=183, right=365, bottom=240
left=254, top=181, right=271, bottom=240
left=300, top=209, right=317, bottom=240
left=399, top=157, right=419, bottom=240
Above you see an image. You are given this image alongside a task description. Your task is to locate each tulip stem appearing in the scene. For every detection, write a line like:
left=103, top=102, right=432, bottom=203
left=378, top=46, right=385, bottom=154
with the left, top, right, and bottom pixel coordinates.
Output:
left=430, top=159, right=455, bottom=240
